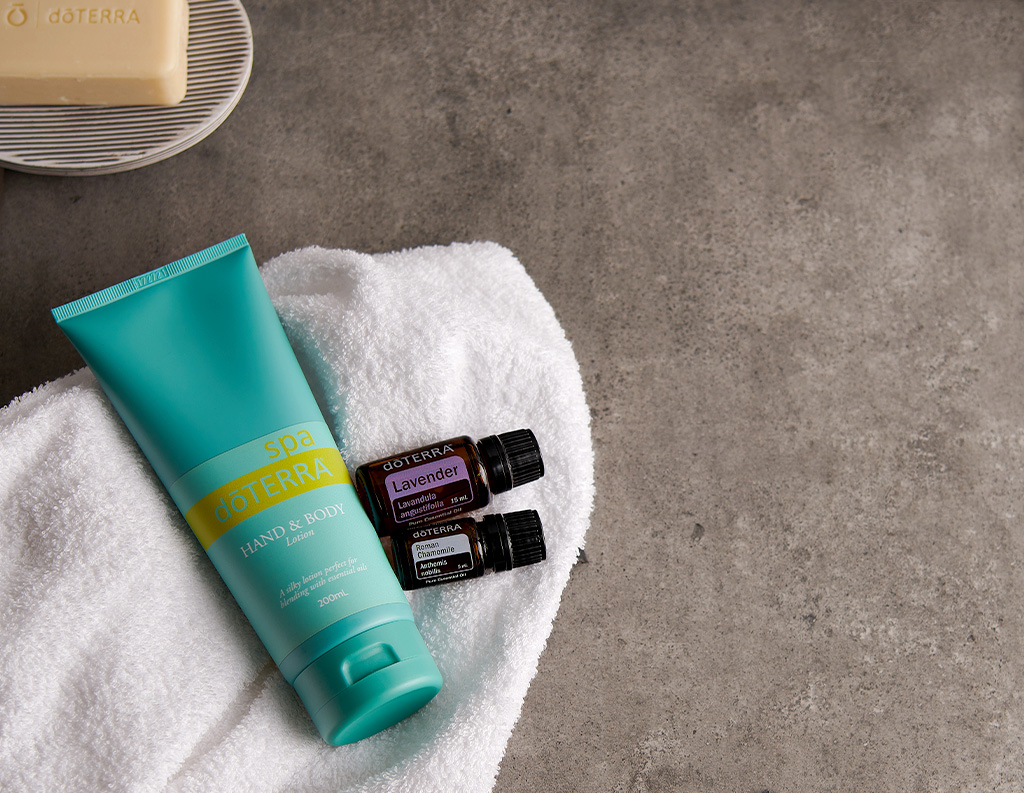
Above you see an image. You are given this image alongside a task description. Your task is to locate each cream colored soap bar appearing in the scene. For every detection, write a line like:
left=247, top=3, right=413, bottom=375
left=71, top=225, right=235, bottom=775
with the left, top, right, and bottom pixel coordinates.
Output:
left=0, top=0, right=188, bottom=106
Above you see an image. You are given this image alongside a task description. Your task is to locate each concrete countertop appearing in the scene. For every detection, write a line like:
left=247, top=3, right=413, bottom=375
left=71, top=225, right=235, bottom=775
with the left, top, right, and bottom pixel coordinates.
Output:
left=3, top=1, right=1024, bottom=789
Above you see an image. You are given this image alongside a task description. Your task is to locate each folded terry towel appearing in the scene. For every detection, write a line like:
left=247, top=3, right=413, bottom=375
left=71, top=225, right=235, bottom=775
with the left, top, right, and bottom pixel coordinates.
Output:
left=0, top=242, right=594, bottom=793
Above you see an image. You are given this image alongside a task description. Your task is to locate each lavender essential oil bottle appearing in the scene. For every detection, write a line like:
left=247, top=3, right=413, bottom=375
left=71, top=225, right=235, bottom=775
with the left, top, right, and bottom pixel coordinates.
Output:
left=354, top=429, right=544, bottom=536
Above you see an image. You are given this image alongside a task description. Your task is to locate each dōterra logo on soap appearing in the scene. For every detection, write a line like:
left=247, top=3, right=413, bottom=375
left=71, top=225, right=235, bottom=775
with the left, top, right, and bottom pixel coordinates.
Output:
left=44, top=6, right=141, bottom=24
left=5, top=4, right=28, bottom=26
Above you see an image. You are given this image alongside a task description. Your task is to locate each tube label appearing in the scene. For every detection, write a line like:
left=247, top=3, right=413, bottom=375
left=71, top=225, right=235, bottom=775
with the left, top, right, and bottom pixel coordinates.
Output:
left=169, top=421, right=406, bottom=662
left=184, top=446, right=347, bottom=549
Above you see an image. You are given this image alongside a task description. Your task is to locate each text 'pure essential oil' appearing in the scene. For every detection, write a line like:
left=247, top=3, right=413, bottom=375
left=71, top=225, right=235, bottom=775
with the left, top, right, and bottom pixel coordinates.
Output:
left=354, top=430, right=544, bottom=536
left=380, top=510, right=547, bottom=590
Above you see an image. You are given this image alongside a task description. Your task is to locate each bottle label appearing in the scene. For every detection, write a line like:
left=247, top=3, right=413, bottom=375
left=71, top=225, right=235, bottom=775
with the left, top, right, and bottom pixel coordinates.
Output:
left=411, top=533, right=475, bottom=581
left=384, top=455, right=475, bottom=524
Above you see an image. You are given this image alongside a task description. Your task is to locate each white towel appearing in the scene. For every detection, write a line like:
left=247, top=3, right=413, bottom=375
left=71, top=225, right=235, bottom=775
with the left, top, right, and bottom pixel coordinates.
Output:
left=0, top=242, right=594, bottom=793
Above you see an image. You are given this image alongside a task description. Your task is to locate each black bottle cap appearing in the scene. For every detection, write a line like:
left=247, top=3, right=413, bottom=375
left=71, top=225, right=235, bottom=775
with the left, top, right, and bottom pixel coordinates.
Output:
left=505, top=509, right=546, bottom=569
left=477, top=429, right=545, bottom=494
left=479, top=510, right=546, bottom=572
left=479, top=513, right=513, bottom=571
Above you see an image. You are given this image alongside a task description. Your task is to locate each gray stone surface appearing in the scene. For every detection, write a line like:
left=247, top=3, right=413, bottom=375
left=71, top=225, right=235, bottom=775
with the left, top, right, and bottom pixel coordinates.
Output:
left=3, top=0, right=1024, bottom=789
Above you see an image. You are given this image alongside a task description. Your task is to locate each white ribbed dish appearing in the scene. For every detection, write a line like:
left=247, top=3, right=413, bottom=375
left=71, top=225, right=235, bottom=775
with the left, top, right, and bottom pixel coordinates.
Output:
left=0, top=0, right=253, bottom=176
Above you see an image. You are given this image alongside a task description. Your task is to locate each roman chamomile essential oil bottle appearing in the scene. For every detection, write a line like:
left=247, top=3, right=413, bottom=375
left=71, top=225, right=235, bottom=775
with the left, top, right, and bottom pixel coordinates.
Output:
left=354, top=429, right=544, bottom=536
left=380, top=510, right=547, bottom=590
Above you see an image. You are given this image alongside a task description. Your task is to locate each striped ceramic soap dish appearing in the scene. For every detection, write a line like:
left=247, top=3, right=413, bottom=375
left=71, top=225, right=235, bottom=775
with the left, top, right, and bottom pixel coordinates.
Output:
left=0, top=0, right=253, bottom=176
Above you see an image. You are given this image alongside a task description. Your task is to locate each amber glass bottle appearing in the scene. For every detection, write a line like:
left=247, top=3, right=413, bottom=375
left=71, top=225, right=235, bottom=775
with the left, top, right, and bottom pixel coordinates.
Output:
left=380, top=510, right=546, bottom=590
left=354, top=429, right=544, bottom=536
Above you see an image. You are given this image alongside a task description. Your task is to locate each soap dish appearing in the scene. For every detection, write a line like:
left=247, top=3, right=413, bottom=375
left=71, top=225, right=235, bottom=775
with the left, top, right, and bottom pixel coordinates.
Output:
left=0, top=0, right=252, bottom=176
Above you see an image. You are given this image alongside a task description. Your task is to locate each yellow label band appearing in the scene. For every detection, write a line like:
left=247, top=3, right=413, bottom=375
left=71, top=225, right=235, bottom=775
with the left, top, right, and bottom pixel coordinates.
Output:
left=185, top=447, right=351, bottom=549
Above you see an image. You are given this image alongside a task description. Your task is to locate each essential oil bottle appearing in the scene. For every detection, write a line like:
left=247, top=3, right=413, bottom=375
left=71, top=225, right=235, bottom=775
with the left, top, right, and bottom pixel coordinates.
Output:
left=354, top=429, right=544, bottom=536
left=380, top=510, right=546, bottom=590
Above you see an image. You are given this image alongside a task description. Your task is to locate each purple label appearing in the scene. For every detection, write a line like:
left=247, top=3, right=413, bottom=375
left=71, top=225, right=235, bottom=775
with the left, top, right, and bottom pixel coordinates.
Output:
left=385, top=456, right=467, bottom=498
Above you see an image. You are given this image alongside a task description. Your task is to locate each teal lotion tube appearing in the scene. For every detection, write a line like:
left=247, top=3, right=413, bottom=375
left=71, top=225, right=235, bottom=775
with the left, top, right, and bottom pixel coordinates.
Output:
left=52, top=235, right=442, bottom=745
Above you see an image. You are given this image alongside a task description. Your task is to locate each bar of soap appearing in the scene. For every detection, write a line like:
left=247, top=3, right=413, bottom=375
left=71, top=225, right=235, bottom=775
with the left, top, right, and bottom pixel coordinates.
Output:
left=0, top=0, right=189, bottom=106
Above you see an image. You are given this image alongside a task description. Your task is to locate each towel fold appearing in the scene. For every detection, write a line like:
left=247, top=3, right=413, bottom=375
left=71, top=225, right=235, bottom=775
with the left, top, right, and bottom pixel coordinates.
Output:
left=0, top=241, right=594, bottom=793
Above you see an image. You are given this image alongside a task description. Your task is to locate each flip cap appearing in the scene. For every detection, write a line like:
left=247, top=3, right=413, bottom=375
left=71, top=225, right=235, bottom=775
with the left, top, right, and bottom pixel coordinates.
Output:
left=292, top=619, right=442, bottom=745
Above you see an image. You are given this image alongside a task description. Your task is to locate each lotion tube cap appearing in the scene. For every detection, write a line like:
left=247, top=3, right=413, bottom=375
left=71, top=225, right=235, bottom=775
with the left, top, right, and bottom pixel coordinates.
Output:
left=292, top=620, right=442, bottom=745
